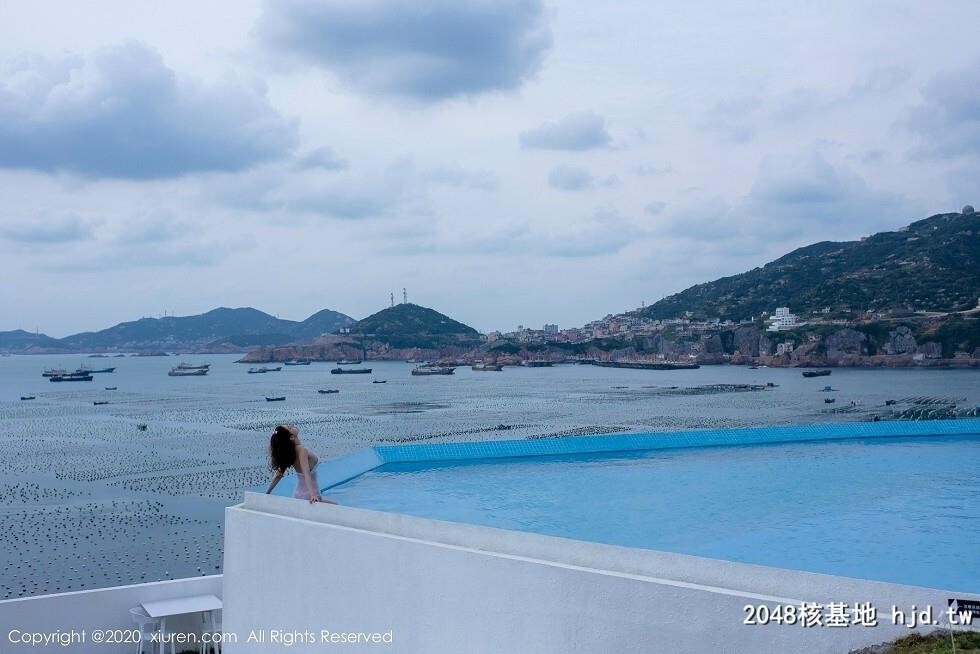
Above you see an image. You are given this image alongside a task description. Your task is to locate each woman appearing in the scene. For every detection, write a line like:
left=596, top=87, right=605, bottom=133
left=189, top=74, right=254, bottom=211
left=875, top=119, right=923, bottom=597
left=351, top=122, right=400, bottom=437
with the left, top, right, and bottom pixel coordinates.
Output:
left=265, top=424, right=337, bottom=504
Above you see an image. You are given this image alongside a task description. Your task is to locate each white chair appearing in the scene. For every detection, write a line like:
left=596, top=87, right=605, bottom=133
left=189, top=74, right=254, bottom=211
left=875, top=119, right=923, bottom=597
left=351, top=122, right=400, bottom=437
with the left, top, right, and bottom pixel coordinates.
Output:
left=199, top=609, right=222, bottom=654
left=129, top=606, right=174, bottom=654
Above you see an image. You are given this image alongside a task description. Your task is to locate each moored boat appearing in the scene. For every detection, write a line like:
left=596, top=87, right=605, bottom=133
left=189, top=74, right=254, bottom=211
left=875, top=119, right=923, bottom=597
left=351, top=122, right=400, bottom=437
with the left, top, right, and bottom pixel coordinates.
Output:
left=331, top=367, right=372, bottom=374
left=318, top=389, right=340, bottom=394
left=336, top=359, right=363, bottom=365
left=802, top=369, right=832, bottom=378
left=175, top=362, right=210, bottom=371
left=472, top=363, right=503, bottom=371
left=20, top=395, right=35, bottom=401
left=42, top=368, right=68, bottom=378
left=76, top=365, right=116, bottom=374
left=284, top=360, right=312, bottom=366
left=50, top=373, right=93, bottom=382
left=412, top=365, right=455, bottom=376
left=521, top=360, right=553, bottom=367
left=265, top=396, right=286, bottom=402
left=168, top=367, right=208, bottom=377
left=248, top=366, right=282, bottom=374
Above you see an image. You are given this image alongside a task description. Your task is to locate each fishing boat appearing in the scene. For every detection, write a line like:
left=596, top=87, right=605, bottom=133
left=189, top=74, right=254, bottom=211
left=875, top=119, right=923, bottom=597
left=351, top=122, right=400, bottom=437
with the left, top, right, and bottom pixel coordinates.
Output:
left=42, top=368, right=68, bottom=378
left=284, top=360, right=312, bottom=366
left=105, top=386, right=117, bottom=391
left=93, top=400, right=109, bottom=406
left=248, top=366, right=282, bottom=374
left=168, top=367, right=208, bottom=377
left=472, top=363, right=503, bottom=371
left=175, top=362, right=210, bottom=371
left=331, top=367, right=372, bottom=374
left=336, top=359, right=363, bottom=365
left=819, top=386, right=836, bottom=392
left=372, top=380, right=387, bottom=384
left=824, top=398, right=836, bottom=404
left=50, top=373, right=93, bottom=382
left=20, top=395, right=35, bottom=401
left=521, top=360, right=553, bottom=367
left=265, top=396, right=286, bottom=402
left=802, top=369, right=832, bottom=378
left=412, top=365, right=455, bottom=376
left=77, top=365, right=115, bottom=374
left=318, top=389, right=340, bottom=394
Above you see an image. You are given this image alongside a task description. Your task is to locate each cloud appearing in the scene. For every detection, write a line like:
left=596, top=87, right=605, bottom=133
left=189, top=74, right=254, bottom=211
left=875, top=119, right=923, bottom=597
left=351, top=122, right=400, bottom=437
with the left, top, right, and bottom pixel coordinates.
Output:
left=405, top=209, right=643, bottom=258
left=255, top=0, right=551, bottom=101
left=548, top=165, right=593, bottom=191
left=293, top=147, right=347, bottom=171
left=520, top=112, right=611, bottom=150
left=655, top=153, right=914, bottom=245
left=908, top=59, right=980, bottom=159
left=0, top=42, right=297, bottom=179
left=0, top=215, right=95, bottom=243
left=209, top=160, right=419, bottom=220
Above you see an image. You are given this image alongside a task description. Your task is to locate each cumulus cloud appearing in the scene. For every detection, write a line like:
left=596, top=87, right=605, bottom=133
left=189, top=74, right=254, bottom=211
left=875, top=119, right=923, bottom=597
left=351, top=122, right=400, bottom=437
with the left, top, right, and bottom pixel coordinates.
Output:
left=548, top=165, right=593, bottom=191
left=520, top=112, right=611, bottom=150
left=0, top=42, right=298, bottom=179
left=255, top=0, right=551, bottom=101
left=908, top=59, right=980, bottom=159
left=0, top=215, right=95, bottom=243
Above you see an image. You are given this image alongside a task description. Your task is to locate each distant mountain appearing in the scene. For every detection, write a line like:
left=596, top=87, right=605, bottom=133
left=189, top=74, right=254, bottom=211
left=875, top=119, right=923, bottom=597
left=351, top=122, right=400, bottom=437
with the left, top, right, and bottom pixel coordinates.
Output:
left=292, top=308, right=355, bottom=341
left=0, top=329, right=62, bottom=352
left=0, top=307, right=355, bottom=353
left=346, top=303, right=481, bottom=349
left=641, top=210, right=980, bottom=321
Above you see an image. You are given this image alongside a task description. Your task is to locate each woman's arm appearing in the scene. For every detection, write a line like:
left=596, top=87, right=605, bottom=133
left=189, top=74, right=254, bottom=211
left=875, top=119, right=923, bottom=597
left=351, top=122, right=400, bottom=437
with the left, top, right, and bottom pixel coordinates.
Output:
left=295, top=447, right=321, bottom=503
left=265, top=470, right=283, bottom=494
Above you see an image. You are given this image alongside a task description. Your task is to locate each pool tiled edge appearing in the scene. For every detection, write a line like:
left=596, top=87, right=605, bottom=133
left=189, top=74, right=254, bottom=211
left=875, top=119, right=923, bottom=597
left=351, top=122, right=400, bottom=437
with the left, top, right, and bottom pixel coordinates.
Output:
left=260, top=418, right=980, bottom=494
left=372, top=417, right=980, bottom=465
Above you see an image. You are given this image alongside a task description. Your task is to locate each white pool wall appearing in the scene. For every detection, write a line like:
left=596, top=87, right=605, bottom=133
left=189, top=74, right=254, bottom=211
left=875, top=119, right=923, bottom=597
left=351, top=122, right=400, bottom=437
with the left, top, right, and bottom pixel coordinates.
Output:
left=223, top=493, right=979, bottom=654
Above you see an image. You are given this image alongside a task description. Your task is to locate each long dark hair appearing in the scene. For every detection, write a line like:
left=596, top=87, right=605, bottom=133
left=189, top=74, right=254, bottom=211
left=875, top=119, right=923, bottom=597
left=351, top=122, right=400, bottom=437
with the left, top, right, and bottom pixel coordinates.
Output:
left=269, top=425, right=297, bottom=473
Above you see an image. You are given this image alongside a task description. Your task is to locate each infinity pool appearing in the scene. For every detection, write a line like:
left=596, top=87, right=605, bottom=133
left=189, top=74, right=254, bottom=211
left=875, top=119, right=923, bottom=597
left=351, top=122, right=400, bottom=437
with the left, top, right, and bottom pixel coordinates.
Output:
left=327, top=434, right=980, bottom=592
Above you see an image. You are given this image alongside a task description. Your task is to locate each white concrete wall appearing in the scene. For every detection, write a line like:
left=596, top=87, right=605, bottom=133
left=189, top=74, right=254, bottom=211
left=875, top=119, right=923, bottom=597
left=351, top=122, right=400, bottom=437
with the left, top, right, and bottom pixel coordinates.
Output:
left=0, top=575, right=222, bottom=654
left=222, top=494, right=978, bottom=654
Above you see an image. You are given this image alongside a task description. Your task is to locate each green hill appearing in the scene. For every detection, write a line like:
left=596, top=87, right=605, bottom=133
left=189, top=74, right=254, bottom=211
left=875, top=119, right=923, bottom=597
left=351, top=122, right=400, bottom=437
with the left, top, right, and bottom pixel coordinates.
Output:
left=641, top=210, right=980, bottom=321
left=346, top=303, right=480, bottom=349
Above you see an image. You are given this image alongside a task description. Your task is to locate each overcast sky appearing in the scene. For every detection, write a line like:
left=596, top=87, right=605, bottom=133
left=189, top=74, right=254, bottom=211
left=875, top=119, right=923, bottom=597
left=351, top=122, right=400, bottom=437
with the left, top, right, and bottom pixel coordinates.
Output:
left=2, top=1, right=979, bottom=336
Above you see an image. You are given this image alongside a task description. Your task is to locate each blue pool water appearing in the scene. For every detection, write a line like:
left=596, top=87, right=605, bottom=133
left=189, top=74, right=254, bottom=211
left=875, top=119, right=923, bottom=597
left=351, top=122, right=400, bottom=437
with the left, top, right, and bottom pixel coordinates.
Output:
left=327, top=434, right=980, bottom=592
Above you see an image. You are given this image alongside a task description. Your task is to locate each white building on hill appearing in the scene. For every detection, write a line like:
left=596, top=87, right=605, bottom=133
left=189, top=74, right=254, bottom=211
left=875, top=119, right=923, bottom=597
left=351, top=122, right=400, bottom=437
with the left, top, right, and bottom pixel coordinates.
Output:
left=767, top=307, right=805, bottom=332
